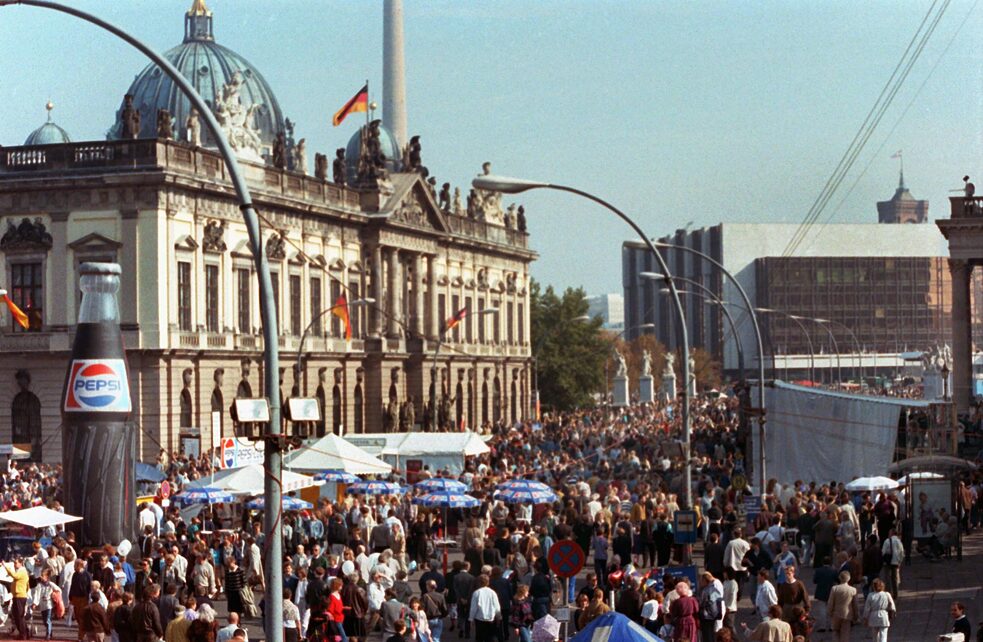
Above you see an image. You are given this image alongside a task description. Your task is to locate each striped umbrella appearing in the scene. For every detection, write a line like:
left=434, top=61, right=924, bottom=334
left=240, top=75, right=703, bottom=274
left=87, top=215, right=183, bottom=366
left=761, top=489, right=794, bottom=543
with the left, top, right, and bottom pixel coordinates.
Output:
left=494, top=480, right=557, bottom=505
left=175, top=487, right=234, bottom=506
left=415, top=478, right=467, bottom=493
left=314, top=470, right=359, bottom=484
left=412, top=491, right=480, bottom=508
left=245, top=496, right=313, bottom=511
left=347, top=480, right=403, bottom=496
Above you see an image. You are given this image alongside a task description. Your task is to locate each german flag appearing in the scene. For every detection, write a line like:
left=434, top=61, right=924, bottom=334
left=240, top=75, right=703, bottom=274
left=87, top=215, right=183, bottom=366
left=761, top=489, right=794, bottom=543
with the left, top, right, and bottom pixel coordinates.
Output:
left=445, top=307, right=468, bottom=331
left=2, top=293, right=29, bottom=330
left=332, top=294, right=352, bottom=340
left=332, top=84, right=369, bottom=126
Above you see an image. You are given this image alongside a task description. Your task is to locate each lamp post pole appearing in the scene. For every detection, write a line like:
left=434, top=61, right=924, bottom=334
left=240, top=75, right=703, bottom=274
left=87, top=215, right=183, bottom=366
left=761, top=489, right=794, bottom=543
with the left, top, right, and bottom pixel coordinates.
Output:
left=0, top=3, right=283, bottom=638
left=794, top=316, right=841, bottom=385
left=819, top=318, right=864, bottom=383
left=473, top=175, right=694, bottom=509
left=758, top=308, right=815, bottom=383
left=653, top=241, right=768, bottom=492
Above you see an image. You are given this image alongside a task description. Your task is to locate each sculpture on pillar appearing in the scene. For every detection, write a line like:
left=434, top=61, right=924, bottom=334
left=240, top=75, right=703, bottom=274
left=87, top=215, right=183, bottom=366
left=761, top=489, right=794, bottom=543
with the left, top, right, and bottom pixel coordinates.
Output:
left=517, top=206, right=527, bottom=232
left=452, top=187, right=463, bottom=216
left=120, top=94, right=141, bottom=139
left=663, top=352, right=676, bottom=378
left=356, top=120, right=389, bottom=184
left=422, top=400, right=433, bottom=432
left=213, top=72, right=264, bottom=161
left=615, top=352, right=628, bottom=378
left=473, top=162, right=505, bottom=225
left=186, top=107, right=202, bottom=146
left=404, top=135, right=424, bottom=173
left=293, top=138, right=308, bottom=175
left=641, top=350, right=653, bottom=377
left=156, top=108, right=174, bottom=140
left=405, top=395, right=416, bottom=431
left=314, top=153, right=328, bottom=180
left=332, top=148, right=346, bottom=185
left=438, top=183, right=451, bottom=213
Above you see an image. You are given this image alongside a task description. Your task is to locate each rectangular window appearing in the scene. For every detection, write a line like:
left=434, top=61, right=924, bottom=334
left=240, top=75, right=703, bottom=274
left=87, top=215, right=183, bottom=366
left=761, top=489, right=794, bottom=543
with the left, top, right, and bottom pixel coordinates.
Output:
left=478, top=297, right=486, bottom=343
left=330, top=280, right=342, bottom=337
left=493, top=300, right=501, bottom=343
left=310, top=277, right=322, bottom=336
left=177, top=261, right=192, bottom=331
left=10, top=262, right=43, bottom=332
left=349, top=280, right=361, bottom=338
left=465, top=296, right=473, bottom=343
left=290, top=274, right=302, bottom=336
left=438, top=294, right=446, bottom=337
left=452, top=294, right=461, bottom=342
left=205, top=264, right=220, bottom=333
left=507, top=302, right=515, bottom=344
left=518, top=303, right=525, bottom=345
left=270, top=271, right=280, bottom=322
left=236, top=268, right=251, bottom=333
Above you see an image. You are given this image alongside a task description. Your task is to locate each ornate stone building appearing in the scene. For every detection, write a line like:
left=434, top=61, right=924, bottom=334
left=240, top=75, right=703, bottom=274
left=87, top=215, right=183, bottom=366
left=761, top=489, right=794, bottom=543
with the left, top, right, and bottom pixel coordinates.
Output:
left=0, top=1, right=534, bottom=463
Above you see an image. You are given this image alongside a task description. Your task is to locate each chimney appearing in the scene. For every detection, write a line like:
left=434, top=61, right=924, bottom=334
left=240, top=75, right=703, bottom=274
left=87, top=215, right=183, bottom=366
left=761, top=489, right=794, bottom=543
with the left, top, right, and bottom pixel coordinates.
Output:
left=383, top=0, right=408, bottom=150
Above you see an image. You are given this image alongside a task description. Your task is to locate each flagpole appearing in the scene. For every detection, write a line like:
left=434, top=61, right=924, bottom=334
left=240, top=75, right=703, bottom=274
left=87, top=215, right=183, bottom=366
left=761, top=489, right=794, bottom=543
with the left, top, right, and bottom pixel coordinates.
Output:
left=366, top=78, right=371, bottom=127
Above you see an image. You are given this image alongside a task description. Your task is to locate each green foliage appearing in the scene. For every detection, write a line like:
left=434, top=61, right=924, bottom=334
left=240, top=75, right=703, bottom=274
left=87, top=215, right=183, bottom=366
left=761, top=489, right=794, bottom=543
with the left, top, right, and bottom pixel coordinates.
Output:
left=531, top=279, right=607, bottom=411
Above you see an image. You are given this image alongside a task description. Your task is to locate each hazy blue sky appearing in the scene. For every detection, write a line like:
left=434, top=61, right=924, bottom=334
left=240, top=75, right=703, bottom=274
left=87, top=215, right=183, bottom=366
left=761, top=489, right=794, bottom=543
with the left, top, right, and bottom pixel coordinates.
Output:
left=1, top=1, right=980, bottom=296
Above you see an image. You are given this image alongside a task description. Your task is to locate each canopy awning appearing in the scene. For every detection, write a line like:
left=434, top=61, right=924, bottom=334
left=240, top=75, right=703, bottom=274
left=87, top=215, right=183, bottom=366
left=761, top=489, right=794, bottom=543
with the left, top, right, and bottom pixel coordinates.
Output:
left=888, top=455, right=977, bottom=474
left=0, top=506, right=82, bottom=529
left=186, top=464, right=323, bottom=494
left=285, top=434, right=391, bottom=475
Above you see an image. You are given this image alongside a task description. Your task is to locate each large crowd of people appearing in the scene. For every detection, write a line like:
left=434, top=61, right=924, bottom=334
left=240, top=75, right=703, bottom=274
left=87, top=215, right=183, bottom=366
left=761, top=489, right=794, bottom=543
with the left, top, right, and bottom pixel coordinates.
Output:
left=0, top=392, right=980, bottom=642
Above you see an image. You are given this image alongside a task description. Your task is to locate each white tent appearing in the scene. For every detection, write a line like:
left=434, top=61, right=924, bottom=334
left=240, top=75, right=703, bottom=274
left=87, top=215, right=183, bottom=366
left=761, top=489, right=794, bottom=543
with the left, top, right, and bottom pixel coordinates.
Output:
left=284, top=434, right=391, bottom=475
left=0, top=506, right=82, bottom=529
left=186, top=464, right=323, bottom=494
left=346, top=431, right=490, bottom=476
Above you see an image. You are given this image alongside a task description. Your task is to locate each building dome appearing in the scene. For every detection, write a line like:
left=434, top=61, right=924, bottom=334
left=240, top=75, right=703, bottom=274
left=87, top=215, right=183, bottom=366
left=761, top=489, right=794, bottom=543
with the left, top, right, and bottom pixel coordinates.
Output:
left=108, top=0, right=285, bottom=154
left=345, top=122, right=403, bottom=184
left=25, top=102, right=72, bottom=146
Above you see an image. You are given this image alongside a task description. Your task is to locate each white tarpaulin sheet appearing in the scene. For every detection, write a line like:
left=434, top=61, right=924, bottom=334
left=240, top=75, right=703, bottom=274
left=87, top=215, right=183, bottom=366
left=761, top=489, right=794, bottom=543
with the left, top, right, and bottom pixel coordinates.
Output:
left=752, top=381, right=928, bottom=485
left=0, top=506, right=82, bottom=529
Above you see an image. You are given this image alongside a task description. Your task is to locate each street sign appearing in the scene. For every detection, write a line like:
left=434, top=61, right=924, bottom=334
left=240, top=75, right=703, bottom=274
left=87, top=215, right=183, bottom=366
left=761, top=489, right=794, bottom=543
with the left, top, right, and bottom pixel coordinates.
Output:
left=731, top=473, right=748, bottom=491
left=743, top=495, right=762, bottom=527
left=674, top=510, right=698, bottom=544
left=159, top=480, right=171, bottom=499
left=548, top=540, right=586, bottom=578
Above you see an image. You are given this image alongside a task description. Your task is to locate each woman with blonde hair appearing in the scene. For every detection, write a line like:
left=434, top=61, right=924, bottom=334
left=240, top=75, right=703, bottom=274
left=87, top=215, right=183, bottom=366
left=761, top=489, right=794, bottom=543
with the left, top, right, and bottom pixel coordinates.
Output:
left=862, top=578, right=896, bottom=642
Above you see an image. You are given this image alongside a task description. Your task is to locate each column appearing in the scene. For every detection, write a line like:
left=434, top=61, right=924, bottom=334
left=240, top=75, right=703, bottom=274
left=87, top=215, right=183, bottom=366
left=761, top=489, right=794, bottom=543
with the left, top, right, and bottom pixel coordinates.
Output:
left=387, top=248, right=400, bottom=337
left=950, top=259, right=973, bottom=413
left=426, top=255, right=437, bottom=339
left=412, top=253, right=424, bottom=336
left=370, top=244, right=383, bottom=337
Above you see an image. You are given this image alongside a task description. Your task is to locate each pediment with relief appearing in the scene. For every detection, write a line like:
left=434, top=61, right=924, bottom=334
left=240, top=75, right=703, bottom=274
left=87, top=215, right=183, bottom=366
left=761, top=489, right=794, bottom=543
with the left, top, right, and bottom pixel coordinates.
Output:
left=382, top=174, right=450, bottom=234
left=68, top=232, right=123, bottom=251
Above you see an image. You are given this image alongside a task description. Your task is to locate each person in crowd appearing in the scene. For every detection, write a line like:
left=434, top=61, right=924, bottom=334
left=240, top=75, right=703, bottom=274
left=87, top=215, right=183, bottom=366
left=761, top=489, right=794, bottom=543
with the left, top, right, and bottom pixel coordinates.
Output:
left=862, top=578, right=896, bottom=642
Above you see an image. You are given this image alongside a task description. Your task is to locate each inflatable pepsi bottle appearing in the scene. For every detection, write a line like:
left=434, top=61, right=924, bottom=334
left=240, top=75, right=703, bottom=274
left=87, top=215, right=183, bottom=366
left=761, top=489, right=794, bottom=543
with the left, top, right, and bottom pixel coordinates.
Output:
left=61, top=263, right=135, bottom=548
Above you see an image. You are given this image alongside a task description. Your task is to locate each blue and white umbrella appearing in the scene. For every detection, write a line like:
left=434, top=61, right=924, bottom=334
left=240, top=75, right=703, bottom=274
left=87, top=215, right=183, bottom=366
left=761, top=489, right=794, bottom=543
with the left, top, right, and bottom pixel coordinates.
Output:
left=175, top=487, right=234, bottom=506
left=412, top=491, right=480, bottom=508
left=347, top=480, right=403, bottom=496
left=414, top=478, right=467, bottom=493
left=494, top=480, right=557, bottom=505
left=314, top=470, right=359, bottom=484
left=245, top=496, right=313, bottom=511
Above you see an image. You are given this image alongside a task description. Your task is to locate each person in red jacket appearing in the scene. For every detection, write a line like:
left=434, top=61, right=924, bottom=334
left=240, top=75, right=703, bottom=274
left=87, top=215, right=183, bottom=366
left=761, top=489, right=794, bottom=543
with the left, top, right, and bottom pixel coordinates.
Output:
left=328, top=577, right=349, bottom=642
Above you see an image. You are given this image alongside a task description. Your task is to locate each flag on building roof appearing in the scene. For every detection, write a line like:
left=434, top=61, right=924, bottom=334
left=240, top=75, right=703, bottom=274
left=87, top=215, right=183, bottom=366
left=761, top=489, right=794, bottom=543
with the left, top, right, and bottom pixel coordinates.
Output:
left=332, top=84, right=369, bottom=126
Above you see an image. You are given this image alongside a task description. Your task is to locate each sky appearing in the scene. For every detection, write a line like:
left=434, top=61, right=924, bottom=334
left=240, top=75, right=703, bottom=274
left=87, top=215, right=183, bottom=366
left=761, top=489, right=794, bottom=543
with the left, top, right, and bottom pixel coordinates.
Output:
left=1, top=0, right=981, bottom=297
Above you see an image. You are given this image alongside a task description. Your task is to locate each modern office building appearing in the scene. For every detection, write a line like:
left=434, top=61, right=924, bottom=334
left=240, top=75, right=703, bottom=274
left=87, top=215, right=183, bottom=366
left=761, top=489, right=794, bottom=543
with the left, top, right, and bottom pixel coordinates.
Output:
left=586, top=293, right=624, bottom=331
left=0, top=1, right=535, bottom=463
left=623, top=179, right=980, bottom=380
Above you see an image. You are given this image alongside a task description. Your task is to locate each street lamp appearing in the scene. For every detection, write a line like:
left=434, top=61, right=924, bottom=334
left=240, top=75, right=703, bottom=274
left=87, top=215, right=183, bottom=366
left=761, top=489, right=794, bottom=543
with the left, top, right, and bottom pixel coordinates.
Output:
left=474, top=174, right=694, bottom=509
left=642, top=272, right=746, bottom=382
left=792, top=316, right=841, bottom=385
left=756, top=308, right=816, bottom=384
left=294, top=298, right=375, bottom=390
left=815, top=317, right=865, bottom=384
left=0, top=2, right=284, bottom=638
left=431, top=307, right=499, bottom=430
left=651, top=241, right=768, bottom=492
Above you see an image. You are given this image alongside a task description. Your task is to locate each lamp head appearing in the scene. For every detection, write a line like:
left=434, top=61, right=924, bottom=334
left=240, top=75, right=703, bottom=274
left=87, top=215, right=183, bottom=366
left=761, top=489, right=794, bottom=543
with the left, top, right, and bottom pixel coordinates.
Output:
left=471, top=175, right=548, bottom=194
left=478, top=307, right=501, bottom=316
left=0, top=289, right=6, bottom=298
left=353, top=297, right=376, bottom=305
left=572, top=314, right=591, bottom=322
left=639, top=271, right=666, bottom=280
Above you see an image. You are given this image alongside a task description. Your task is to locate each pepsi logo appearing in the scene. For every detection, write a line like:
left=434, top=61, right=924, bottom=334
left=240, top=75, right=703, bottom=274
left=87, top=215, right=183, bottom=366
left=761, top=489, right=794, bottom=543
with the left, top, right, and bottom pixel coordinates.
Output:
left=64, top=359, right=131, bottom=413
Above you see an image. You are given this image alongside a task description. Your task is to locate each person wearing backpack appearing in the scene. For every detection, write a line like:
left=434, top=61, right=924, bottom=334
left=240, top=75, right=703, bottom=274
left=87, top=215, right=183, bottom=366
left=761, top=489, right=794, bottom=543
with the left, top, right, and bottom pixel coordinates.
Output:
left=697, top=572, right=725, bottom=641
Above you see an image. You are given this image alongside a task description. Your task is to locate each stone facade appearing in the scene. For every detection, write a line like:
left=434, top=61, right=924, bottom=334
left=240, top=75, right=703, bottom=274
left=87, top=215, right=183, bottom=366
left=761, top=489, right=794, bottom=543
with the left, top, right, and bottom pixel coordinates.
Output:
left=0, top=139, right=535, bottom=463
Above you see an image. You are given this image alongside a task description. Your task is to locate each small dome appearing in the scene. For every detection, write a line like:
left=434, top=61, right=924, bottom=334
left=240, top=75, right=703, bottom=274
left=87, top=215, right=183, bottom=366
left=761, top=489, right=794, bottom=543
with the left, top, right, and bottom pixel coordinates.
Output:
left=107, top=1, right=285, bottom=154
left=345, top=122, right=403, bottom=184
left=24, top=102, right=72, bottom=146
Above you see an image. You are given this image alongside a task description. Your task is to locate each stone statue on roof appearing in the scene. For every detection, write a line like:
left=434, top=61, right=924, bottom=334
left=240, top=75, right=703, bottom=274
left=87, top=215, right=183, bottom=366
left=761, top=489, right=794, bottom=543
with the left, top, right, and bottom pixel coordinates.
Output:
left=213, top=71, right=264, bottom=161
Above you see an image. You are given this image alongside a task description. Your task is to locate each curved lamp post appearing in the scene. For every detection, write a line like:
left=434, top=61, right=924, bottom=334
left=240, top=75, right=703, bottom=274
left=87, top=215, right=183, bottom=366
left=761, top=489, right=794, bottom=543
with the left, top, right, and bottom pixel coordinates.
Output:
left=816, top=317, right=864, bottom=383
left=294, top=298, right=375, bottom=391
left=757, top=307, right=816, bottom=383
left=533, top=313, right=590, bottom=419
left=0, top=2, right=284, bottom=638
left=431, top=307, right=500, bottom=430
left=792, top=315, right=841, bottom=385
left=642, top=272, right=746, bottom=382
left=473, top=175, right=694, bottom=509
left=652, top=241, right=768, bottom=492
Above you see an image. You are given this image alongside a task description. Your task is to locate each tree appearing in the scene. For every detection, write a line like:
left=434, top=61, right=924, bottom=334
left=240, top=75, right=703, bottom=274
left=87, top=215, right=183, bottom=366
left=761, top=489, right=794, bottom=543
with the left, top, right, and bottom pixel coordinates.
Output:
left=531, top=279, right=607, bottom=411
left=674, top=346, right=722, bottom=392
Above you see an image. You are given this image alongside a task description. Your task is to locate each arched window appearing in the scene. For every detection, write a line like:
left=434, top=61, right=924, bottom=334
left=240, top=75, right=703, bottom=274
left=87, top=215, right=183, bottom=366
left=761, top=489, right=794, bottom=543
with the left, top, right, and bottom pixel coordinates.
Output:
left=332, top=384, right=342, bottom=435
left=11, top=370, right=41, bottom=461
left=353, top=383, right=364, bottom=434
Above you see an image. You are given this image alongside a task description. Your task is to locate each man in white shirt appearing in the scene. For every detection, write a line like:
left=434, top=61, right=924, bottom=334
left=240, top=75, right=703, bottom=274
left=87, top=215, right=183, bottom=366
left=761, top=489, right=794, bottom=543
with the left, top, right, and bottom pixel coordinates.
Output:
left=724, top=529, right=751, bottom=592
left=138, top=503, right=157, bottom=535
left=217, top=612, right=247, bottom=642
left=754, top=569, right=778, bottom=622
left=880, top=529, right=904, bottom=598
left=469, top=574, right=501, bottom=642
